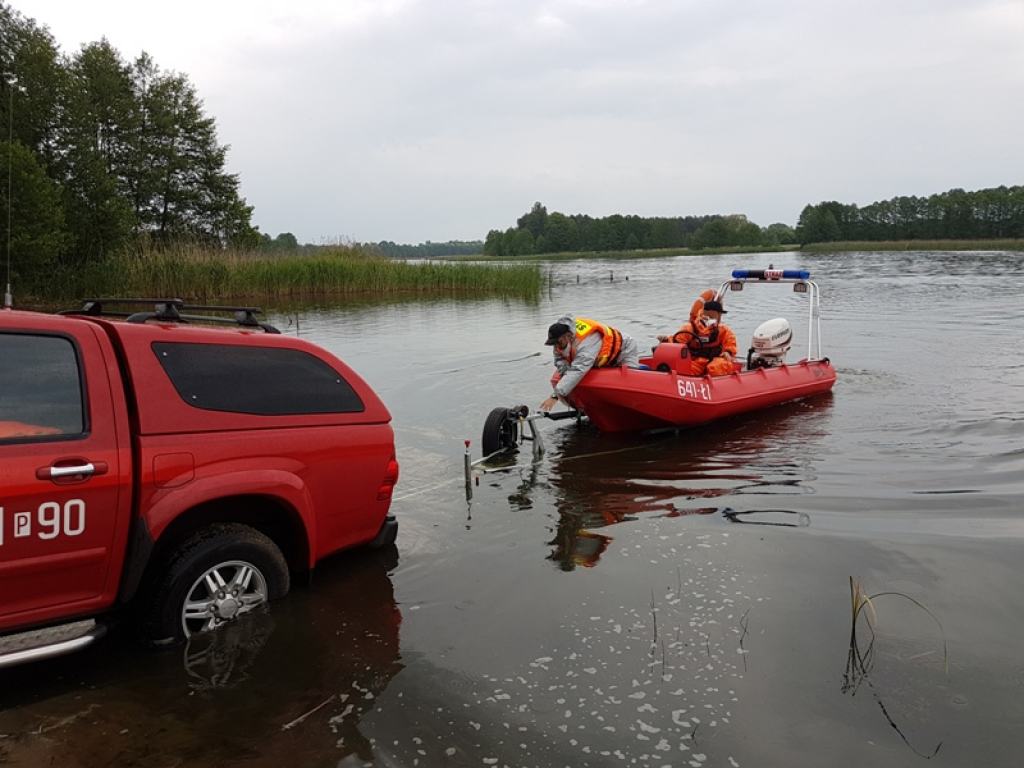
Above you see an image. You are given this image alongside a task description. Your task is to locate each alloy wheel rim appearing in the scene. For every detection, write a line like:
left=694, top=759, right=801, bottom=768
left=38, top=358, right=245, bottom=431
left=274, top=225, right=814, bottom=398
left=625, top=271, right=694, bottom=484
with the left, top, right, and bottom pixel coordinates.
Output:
left=181, top=560, right=268, bottom=637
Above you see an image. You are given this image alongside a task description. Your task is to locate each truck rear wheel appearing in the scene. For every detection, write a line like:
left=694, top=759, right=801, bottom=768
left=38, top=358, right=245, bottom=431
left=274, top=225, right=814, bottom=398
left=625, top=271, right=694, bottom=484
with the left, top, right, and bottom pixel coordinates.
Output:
left=141, top=524, right=290, bottom=645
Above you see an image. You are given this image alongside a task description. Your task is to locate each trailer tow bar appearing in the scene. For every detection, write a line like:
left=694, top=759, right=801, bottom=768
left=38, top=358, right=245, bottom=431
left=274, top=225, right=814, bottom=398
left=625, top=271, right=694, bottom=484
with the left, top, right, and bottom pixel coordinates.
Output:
left=463, top=406, right=580, bottom=499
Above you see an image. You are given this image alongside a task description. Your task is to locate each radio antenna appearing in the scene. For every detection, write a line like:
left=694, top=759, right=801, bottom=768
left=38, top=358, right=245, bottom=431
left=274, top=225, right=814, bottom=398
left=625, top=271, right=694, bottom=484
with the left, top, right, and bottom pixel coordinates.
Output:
left=4, top=74, right=23, bottom=309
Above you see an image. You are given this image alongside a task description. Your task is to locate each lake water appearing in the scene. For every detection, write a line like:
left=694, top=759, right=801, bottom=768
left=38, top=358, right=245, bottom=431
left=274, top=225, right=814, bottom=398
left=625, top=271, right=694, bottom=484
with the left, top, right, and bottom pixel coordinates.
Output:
left=1, top=250, right=1023, bottom=767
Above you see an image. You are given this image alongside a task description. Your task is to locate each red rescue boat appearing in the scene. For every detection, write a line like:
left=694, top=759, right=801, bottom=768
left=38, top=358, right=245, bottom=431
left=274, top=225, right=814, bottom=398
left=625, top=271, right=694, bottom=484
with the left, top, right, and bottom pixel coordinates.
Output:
left=558, top=268, right=837, bottom=433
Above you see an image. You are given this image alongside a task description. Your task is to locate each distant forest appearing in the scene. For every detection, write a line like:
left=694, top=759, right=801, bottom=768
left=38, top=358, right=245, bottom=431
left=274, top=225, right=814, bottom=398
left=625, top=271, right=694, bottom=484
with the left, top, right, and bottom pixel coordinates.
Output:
left=257, top=233, right=483, bottom=258
left=484, top=184, right=1024, bottom=257
left=370, top=240, right=483, bottom=258
left=796, top=185, right=1024, bottom=243
left=484, top=204, right=795, bottom=256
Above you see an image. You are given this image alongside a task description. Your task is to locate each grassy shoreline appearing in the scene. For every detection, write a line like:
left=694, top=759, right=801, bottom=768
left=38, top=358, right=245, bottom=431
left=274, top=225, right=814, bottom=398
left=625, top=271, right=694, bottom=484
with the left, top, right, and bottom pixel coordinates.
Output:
left=19, top=245, right=543, bottom=303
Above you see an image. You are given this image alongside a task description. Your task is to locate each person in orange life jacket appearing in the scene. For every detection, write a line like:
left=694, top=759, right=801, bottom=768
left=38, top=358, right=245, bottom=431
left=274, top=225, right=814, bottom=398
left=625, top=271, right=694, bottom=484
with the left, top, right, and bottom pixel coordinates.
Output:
left=540, top=315, right=640, bottom=412
left=657, top=298, right=737, bottom=377
left=657, top=287, right=718, bottom=350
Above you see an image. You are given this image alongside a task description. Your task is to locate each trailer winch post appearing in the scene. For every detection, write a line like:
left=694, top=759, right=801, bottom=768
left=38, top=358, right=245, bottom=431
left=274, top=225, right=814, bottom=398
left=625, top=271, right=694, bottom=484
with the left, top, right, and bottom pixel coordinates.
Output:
left=463, top=440, right=473, bottom=500
left=524, top=412, right=545, bottom=462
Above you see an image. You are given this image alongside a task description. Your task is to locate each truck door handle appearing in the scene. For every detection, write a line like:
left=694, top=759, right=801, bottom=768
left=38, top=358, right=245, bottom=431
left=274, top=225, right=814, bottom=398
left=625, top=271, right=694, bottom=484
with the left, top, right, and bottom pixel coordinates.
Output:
left=36, top=462, right=108, bottom=481
left=50, top=463, right=95, bottom=479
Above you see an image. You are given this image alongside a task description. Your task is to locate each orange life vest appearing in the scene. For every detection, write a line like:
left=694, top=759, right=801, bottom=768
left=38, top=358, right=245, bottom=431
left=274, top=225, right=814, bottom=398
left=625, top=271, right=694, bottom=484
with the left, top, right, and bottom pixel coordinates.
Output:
left=671, top=322, right=723, bottom=359
left=559, top=317, right=624, bottom=368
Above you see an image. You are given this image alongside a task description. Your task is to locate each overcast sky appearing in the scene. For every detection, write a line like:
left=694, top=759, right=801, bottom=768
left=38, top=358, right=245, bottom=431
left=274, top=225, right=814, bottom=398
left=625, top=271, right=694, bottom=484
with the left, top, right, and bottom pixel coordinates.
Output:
left=12, top=0, right=1024, bottom=243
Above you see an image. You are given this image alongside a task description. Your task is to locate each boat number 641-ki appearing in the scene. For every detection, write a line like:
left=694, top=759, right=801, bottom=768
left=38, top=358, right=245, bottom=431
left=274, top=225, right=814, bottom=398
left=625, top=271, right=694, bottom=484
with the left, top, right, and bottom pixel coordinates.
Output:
left=676, top=379, right=712, bottom=401
left=0, top=499, right=87, bottom=546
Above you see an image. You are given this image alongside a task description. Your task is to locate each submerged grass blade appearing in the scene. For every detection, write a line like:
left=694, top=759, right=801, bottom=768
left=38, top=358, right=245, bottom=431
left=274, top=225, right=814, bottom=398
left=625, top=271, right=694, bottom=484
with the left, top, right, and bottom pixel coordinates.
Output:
left=849, top=577, right=877, bottom=631
left=844, top=577, right=948, bottom=759
left=866, top=590, right=949, bottom=674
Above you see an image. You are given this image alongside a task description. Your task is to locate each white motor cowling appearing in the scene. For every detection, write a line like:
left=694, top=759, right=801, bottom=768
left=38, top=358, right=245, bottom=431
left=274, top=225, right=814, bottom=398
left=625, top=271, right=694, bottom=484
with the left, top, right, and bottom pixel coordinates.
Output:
left=747, top=318, right=792, bottom=369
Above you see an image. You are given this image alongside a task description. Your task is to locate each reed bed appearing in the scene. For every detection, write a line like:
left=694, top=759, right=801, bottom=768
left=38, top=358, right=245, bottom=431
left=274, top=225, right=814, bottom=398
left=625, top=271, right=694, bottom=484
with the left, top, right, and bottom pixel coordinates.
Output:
left=23, top=244, right=543, bottom=302
left=803, top=238, right=1024, bottom=252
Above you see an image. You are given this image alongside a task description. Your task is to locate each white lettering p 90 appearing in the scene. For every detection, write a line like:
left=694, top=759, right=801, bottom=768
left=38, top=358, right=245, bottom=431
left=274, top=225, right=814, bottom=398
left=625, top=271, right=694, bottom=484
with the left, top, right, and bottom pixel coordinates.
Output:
left=34, top=499, right=87, bottom=541
left=0, top=500, right=87, bottom=546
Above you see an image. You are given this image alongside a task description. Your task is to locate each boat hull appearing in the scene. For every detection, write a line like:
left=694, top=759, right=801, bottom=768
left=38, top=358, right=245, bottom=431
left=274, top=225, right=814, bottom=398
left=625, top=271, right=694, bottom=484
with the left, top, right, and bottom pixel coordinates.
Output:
left=563, top=359, right=837, bottom=433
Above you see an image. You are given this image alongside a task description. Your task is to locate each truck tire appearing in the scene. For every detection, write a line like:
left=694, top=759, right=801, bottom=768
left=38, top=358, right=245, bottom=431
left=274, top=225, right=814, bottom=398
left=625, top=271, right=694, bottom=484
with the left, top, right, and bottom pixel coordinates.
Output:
left=140, top=523, right=290, bottom=646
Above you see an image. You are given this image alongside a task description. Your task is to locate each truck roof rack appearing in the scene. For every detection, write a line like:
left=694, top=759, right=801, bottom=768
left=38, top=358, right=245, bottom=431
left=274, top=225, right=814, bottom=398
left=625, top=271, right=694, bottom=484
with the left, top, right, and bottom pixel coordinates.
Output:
left=60, top=298, right=281, bottom=334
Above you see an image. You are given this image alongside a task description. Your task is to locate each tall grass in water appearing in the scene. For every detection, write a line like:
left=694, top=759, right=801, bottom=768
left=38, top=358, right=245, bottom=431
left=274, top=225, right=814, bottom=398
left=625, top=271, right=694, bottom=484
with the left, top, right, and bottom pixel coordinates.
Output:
left=26, top=243, right=542, bottom=302
left=843, top=577, right=947, bottom=759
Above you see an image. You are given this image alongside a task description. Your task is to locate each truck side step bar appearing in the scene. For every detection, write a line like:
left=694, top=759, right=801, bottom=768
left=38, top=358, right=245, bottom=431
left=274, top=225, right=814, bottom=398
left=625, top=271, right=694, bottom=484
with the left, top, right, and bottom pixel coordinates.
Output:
left=0, top=619, right=107, bottom=669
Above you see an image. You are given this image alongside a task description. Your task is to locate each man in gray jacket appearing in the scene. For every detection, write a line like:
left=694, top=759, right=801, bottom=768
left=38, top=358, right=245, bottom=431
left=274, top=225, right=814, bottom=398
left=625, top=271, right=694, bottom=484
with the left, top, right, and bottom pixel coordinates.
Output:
left=539, top=315, right=640, bottom=412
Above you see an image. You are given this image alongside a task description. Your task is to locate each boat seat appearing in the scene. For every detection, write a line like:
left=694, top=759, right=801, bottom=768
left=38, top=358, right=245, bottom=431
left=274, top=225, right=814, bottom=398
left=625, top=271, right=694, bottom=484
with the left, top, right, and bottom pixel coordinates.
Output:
left=642, top=343, right=695, bottom=375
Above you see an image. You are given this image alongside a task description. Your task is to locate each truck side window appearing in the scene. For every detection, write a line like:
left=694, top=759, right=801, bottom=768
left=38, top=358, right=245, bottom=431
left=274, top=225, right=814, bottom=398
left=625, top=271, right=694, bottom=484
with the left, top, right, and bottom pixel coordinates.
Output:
left=0, top=333, right=85, bottom=441
left=152, top=342, right=365, bottom=415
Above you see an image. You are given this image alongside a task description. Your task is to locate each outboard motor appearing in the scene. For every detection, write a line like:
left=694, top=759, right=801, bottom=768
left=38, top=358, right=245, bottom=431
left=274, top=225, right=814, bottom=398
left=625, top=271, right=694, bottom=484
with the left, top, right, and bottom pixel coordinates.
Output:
left=747, top=318, right=792, bottom=369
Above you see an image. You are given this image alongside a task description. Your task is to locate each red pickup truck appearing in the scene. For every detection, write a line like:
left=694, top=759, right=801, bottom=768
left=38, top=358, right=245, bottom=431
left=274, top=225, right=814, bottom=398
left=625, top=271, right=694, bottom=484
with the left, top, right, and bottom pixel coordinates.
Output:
left=0, top=299, right=399, bottom=667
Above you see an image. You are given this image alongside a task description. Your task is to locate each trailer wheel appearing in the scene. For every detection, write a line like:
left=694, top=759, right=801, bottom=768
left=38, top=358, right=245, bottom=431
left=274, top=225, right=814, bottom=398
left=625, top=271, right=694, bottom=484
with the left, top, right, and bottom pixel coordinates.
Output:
left=140, top=524, right=289, bottom=646
left=481, top=407, right=519, bottom=457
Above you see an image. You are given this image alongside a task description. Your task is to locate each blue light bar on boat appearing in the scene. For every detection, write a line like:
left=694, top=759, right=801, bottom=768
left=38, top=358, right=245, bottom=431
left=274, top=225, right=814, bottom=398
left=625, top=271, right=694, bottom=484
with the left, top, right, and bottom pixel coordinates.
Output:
left=732, top=269, right=810, bottom=280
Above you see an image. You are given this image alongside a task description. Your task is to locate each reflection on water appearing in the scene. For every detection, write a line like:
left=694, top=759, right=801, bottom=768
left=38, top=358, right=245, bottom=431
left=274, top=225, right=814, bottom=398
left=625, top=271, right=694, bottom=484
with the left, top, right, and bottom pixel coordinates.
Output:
left=183, top=611, right=275, bottom=692
left=267, top=291, right=541, bottom=320
left=721, top=508, right=812, bottom=527
left=361, top=528, right=763, bottom=768
left=0, top=547, right=402, bottom=767
left=537, top=393, right=834, bottom=569
left=549, top=519, right=615, bottom=569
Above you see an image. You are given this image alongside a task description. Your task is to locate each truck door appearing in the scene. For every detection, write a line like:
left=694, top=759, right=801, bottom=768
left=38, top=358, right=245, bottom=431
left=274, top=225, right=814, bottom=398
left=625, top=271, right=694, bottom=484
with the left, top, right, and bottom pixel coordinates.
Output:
left=0, top=324, right=128, bottom=630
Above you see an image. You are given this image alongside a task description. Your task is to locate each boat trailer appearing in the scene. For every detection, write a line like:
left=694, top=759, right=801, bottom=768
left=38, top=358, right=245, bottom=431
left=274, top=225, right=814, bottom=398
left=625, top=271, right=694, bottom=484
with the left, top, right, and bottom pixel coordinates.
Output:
left=463, top=406, right=581, bottom=498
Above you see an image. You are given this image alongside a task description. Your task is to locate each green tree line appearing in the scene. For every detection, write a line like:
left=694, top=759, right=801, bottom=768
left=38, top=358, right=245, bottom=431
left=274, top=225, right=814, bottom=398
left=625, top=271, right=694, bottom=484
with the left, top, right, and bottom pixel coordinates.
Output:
left=0, top=2, right=257, bottom=279
left=370, top=240, right=483, bottom=258
left=255, top=235, right=484, bottom=258
left=484, top=202, right=795, bottom=256
left=796, top=185, right=1024, bottom=244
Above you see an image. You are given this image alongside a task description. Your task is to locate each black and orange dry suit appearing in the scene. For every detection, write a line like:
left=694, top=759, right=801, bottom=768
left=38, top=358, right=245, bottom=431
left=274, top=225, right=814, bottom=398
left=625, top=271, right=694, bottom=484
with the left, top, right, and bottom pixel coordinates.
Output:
left=668, top=289, right=738, bottom=377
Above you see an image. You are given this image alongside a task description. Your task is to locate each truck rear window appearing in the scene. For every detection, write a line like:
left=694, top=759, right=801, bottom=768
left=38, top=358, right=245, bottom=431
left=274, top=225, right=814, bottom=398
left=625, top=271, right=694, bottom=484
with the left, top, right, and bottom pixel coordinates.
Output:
left=0, top=333, right=85, bottom=441
left=152, top=342, right=365, bottom=415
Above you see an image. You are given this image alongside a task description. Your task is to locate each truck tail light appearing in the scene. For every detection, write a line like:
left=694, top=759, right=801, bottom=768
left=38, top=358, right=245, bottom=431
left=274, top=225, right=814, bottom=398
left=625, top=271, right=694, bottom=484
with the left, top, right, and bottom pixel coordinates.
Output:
left=377, top=455, right=400, bottom=501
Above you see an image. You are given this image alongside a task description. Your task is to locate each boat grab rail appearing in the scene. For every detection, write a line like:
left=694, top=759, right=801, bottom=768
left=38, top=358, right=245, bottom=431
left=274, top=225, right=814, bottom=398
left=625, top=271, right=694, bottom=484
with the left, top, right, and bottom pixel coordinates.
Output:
left=717, top=275, right=823, bottom=362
